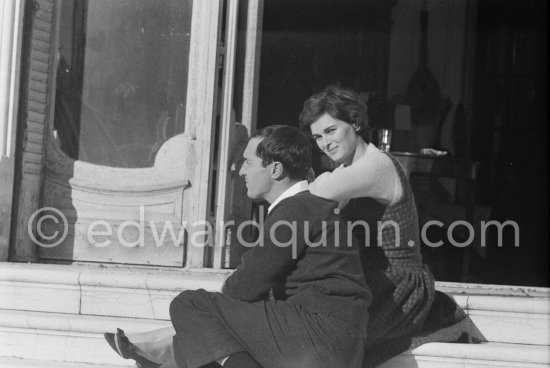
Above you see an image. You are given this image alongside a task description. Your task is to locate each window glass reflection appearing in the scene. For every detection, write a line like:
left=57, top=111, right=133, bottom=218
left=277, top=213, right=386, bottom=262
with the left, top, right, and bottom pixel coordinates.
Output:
left=54, top=0, right=193, bottom=167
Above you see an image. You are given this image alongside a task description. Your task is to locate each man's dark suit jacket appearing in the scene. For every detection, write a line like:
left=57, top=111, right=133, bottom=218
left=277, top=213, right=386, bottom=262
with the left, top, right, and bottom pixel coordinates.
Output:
left=223, top=190, right=372, bottom=325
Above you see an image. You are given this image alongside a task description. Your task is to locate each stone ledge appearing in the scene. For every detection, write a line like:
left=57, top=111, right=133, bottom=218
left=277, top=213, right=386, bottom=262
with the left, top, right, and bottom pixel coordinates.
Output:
left=0, top=262, right=230, bottom=319
left=0, top=309, right=169, bottom=365
left=0, top=309, right=169, bottom=333
left=380, top=342, right=550, bottom=368
left=3, top=262, right=548, bottom=317
left=413, top=342, right=549, bottom=364
left=0, top=262, right=230, bottom=290
left=0, top=357, right=132, bottom=368
left=2, top=262, right=548, bottom=298
left=1, top=262, right=549, bottom=345
left=468, top=309, right=550, bottom=345
left=437, top=281, right=550, bottom=298
left=0, top=301, right=549, bottom=367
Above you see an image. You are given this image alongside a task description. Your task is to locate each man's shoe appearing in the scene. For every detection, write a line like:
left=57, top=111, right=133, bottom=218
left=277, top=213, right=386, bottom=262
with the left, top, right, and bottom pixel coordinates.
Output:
left=104, top=328, right=161, bottom=368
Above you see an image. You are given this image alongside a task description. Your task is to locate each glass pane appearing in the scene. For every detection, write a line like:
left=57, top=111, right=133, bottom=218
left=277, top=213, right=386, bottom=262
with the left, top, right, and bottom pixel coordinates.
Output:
left=54, top=0, right=193, bottom=167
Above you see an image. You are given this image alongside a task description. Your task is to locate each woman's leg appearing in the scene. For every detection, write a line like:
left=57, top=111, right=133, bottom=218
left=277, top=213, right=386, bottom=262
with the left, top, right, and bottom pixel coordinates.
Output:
left=126, top=326, right=175, bottom=343
left=158, top=354, right=179, bottom=368
left=126, top=326, right=175, bottom=364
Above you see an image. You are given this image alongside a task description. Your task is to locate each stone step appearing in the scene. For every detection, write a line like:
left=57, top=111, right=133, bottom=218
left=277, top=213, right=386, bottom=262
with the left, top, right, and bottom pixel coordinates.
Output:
left=1, top=309, right=548, bottom=368
left=0, top=309, right=169, bottom=366
left=0, top=356, right=130, bottom=368
left=0, top=262, right=229, bottom=320
left=1, top=262, right=549, bottom=367
left=380, top=342, right=550, bottom=368
left=1, top=263, right=549, bottom=346
left=1, top=345, right=548, bottom=368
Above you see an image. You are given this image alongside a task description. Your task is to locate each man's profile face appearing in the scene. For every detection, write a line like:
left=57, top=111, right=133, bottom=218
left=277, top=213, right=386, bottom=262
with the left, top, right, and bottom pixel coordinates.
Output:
left=239, top=137, right=274, bottom=201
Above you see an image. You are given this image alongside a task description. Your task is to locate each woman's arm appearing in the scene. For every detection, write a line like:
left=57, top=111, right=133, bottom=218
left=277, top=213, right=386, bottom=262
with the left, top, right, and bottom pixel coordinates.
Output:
left=309, top=152, right=402, bottom=205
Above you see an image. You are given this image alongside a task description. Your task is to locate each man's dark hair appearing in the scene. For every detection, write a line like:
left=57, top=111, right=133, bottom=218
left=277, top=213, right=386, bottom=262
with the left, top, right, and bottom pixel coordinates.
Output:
left=298, top=85, right=371, bottom=143
left=251, top=125, right=312, bottom=180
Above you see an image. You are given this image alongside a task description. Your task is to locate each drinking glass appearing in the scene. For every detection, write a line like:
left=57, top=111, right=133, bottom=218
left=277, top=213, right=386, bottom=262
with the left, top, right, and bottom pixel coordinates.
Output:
left=377, top=128, right=392, bottom=152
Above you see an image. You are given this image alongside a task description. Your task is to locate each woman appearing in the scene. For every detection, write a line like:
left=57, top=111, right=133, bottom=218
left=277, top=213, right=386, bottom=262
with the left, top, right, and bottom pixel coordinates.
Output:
left=300, top=85, right=483, bottom=367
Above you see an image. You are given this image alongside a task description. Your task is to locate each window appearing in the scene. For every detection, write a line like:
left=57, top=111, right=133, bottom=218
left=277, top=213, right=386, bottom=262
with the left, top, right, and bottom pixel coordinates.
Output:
left=54, top=0, right=192, bottom=167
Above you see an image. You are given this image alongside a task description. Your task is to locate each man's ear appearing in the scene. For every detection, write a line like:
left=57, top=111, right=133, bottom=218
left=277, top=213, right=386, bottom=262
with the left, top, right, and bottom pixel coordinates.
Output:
left=270, top=161, right=285, bottom=180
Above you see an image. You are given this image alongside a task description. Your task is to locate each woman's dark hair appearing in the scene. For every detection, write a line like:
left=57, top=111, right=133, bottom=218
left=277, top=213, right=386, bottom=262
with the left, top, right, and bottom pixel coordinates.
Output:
left=298, top=85, right=371, bottom=143
left=251, top=125, right=312, bottom=180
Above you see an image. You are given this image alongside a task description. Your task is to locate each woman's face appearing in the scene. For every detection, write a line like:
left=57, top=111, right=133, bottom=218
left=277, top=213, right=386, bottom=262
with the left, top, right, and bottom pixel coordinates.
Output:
left=310, top=113, right=359, bottom=165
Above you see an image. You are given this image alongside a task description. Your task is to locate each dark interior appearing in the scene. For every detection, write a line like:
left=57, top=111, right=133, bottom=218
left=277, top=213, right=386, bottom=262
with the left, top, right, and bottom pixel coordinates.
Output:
left=256, top=0, right=548, bottom=286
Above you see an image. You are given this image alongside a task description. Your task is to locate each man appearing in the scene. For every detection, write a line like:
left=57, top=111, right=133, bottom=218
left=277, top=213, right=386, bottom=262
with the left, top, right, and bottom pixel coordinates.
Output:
left=107, top=125, right=371, bottom=368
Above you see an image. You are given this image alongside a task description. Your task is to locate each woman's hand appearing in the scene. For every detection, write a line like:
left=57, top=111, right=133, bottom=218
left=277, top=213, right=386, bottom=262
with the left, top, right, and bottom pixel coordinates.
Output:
left=306, top=167, right=316, bottom=183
